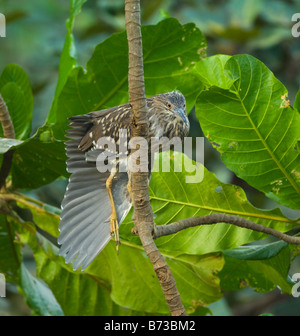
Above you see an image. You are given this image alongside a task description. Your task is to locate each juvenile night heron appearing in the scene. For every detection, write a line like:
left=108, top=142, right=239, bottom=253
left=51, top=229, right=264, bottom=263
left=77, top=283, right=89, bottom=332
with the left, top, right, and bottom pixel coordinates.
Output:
left=58, top=91, right=189, bottom=270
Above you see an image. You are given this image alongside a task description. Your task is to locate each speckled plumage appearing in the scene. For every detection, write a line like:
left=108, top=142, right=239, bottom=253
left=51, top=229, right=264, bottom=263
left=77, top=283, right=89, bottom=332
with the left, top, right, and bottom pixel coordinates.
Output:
left=58, top=91, right=189, bottom=270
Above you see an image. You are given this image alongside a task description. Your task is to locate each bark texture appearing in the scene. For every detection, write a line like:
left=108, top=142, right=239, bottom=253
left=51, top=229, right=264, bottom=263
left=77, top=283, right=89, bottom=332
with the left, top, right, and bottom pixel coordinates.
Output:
left=125, top=0, right=187, bottom=316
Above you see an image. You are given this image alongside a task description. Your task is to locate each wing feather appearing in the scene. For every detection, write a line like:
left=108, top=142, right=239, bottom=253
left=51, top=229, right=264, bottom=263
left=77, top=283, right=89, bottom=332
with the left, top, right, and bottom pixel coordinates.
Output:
left=58, top=114, right=132, bottom=271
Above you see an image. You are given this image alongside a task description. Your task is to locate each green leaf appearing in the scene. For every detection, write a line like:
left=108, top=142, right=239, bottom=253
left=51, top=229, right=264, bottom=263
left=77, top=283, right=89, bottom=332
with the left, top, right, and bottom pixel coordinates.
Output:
left=34, top=242, right=118, bottom=316
left=47, top=0, right=87, bottom=124
left=23, top=231, right=216, bottom=315
left=0, top=65, right=68, bottom=190
left=19, top=231, right=115, bottom=316
left=14, top=153, right=298, bottom=314
left=53, top=18, right=205, bottom=139
left=121, top=152, right=298, bottom=256
left=295, top=88, right=300, bottom=113
left=224, top=240, right=287, bottom=260
left=220, top=242, right=293, bottom=293
left=0, top=215, right=20, bottom=282
left=0, top=64, right=33, bottom=139
left=88, top=243, right=223, bottom=314
left=16, top=192, right=223, bottom=314
left=0, top=137, right=23, bottom=154
left=195, top=54, right=300, bottom=209
left=11, top=136, right=67, bottom=189
left=195, top=54, right=234, bottom=89
left=16, top=196, right=60, bottom=238
left=19, top=262, right=64, bottom=316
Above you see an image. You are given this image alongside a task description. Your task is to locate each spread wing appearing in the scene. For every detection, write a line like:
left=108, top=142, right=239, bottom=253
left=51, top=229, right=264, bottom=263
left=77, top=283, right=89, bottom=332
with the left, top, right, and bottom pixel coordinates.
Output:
left=58, top=106, right=132, bottom=270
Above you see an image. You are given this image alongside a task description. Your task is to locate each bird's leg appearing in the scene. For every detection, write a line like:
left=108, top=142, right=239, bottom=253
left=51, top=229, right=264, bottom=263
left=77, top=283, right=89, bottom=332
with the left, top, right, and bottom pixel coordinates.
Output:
left=106, top=168, right=120, bottom=253
left=127, top=174, right=133, bottom=201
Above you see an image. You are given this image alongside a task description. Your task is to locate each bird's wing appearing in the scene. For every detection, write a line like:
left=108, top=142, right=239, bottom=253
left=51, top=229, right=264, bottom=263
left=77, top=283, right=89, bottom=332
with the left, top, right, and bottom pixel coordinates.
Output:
left=77, top=104, right=131, bottom=152
left=58, top=113, right=132, bottom=271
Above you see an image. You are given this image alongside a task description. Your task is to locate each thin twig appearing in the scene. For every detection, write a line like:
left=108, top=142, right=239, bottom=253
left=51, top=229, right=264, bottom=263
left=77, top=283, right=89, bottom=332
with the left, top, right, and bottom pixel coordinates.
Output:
left=125, top=0, right=187, bottom=316
left=0, top=95, right=15, bottom=139
left=7, top=211, right=36, bottom=235
left=1, top=193, right=60, bottom=221
left=154, top=213, right=300, bottom=245
left=0, top=95, right=15, bottom=189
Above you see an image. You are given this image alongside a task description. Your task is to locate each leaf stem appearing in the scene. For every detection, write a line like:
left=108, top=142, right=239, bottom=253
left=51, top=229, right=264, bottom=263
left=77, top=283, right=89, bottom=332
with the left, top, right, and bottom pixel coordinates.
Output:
left=1, top=193, right=60, bottom=220
left=8, top=211, right=36, bottom=235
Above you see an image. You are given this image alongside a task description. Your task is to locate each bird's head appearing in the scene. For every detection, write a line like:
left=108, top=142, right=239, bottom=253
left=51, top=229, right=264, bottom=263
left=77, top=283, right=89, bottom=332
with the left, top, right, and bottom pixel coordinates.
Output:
left=154, top=91, right=188, bottom=125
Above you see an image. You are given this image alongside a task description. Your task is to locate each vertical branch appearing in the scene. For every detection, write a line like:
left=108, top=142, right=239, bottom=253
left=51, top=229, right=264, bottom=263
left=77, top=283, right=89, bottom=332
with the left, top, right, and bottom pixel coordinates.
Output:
left=0, top=95, right=15, bottom=189
left=124, top=0, right=187, bottom=316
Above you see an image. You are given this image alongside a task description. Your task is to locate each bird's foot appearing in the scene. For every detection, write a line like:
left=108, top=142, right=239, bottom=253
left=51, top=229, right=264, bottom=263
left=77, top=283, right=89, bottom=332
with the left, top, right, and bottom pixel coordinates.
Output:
left=110, top=215, right=120, bottom=254
left=131, top=226, right=138, bottom=235
left=130, top=224, right=157, bottom=238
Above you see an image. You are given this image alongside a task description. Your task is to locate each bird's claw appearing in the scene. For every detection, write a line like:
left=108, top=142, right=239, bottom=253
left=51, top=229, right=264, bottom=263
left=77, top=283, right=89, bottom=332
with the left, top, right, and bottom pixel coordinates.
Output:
left=110, top=215, right=120, bottom=254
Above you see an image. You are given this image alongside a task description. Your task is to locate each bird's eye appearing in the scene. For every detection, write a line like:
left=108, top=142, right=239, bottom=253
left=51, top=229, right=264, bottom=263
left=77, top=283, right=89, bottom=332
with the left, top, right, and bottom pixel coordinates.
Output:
left=167, top=103, right=172, bottom=109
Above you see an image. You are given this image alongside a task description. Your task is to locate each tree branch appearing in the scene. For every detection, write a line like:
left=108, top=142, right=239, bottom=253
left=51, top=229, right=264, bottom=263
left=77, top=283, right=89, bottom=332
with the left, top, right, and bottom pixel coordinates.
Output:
left=125, top=0, right=187, bottom=316
left=0, top=95, right=15, bottom=139
left=0, top=94, right=15, bottom=189
left=153, top=213, right=300, bottom=245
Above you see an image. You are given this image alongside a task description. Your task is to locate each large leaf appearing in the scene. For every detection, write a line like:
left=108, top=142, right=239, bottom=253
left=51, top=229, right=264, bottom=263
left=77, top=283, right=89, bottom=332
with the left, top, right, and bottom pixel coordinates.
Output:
left=18, top=18, right=205, bottom=189
left=21, top=229, right=215, bottom=315
left=220, top=241, right=294, bottom=293
left=28, top=235, right=127, bottom=316
left=121, top=152, right=299, bottom=255
left=87, top=243, right=223, bottom=314
left=11, top=135, right=67, bottom=189
left=19, top=262, right=64, bottom=316
left=195, top=54, right=300, bottom=209
left=0, top=64, right=68, bottom=189
left=39, top=225, right=222, bottom=314
left=53, top=18, right=205, bottom=140
left=20, top=152, right=299, bottom=313
left=16, top=195, right=60, bottom=238
left=0, top=64, right=33, bottom=139
left=224, top=239, right=287, bottom=260
left=0, top=1, right=86, bottom=190
left=16, top=190, right=223, bottom=314
left=0, top=128, right=67, bottom=190
left=0, top=215, right=20, bottom=282
left=11, top=152, right=299, bottom=315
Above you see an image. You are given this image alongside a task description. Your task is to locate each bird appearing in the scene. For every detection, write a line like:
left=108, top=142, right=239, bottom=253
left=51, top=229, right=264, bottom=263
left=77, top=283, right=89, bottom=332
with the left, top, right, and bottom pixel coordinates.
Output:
left=58, top=91, right=190, bottom=270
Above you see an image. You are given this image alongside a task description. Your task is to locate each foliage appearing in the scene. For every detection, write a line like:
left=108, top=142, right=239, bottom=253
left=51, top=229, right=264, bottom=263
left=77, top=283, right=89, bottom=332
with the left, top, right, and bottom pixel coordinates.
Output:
left=195, top=54, right=300, bottom=209
left=0, top=1, right=299, bottom=315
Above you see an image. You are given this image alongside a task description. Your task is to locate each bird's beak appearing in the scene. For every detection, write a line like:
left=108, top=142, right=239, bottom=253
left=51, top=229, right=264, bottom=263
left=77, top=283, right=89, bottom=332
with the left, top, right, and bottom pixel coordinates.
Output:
left=175, top=107, right=188, bottom=123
